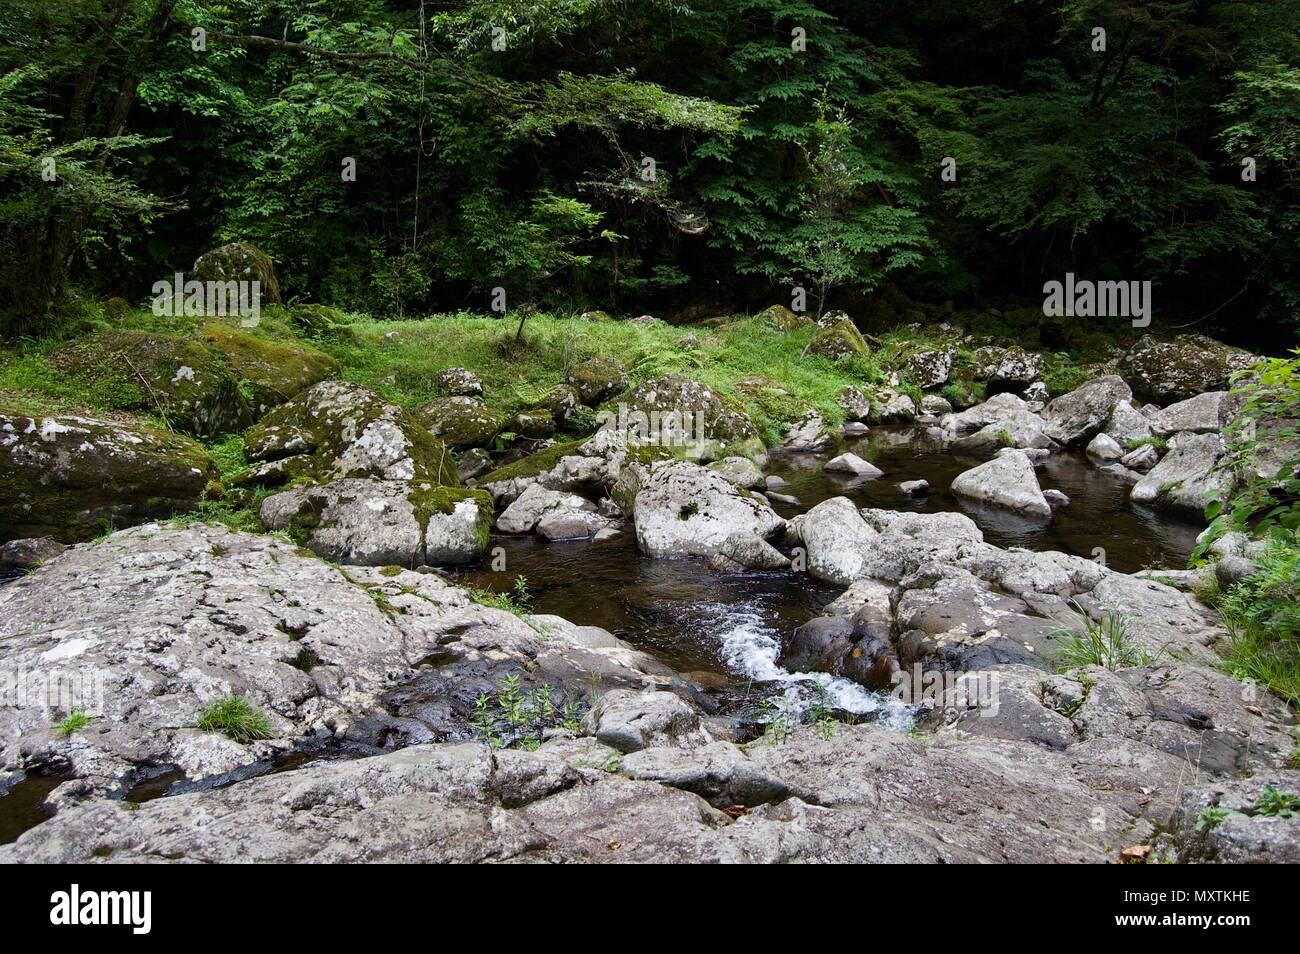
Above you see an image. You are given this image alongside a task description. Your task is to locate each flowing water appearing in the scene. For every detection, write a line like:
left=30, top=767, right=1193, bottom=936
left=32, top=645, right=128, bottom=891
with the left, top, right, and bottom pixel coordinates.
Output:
left=0, top=425, right=1205, bottom=841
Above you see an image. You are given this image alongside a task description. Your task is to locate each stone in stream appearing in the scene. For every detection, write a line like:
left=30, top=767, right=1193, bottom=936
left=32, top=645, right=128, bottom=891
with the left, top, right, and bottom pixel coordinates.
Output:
left=1119, top=443, right=1160, bottom=472
left=898, top=479, right=929, bottom=497
left=949, top=448, right=1052, bottom=519
left=1085, top=432, right=1124, bottom=462
left=939, top=391, right=1032, bottom=433
left=824, top=452, right=883, bottom=477
left=497, top=482, right=599, bottom=534
left=0, top=536, right=66, bottom=568
left=707, top=455, right=765, bottom=490
left=1103, top=399, right=1154, bottom=445
left=0, top=410, right=220, bottom=543
left=1043, top=489, right=1070, bottom=509
left=842, top=421, right=870, bottom=437
left=781, top=411, right=835, bottom=451
left=950, top=413, right=1052, bottom=457
left=1041, top=375, right=1132, bottom=445
left=797, top=497, right=880, bottom=585
left=920, top=394, right=953, bottom=416
left=762, top=491, right=800, bottom=506
left=633, top=459, right=785, bottom=559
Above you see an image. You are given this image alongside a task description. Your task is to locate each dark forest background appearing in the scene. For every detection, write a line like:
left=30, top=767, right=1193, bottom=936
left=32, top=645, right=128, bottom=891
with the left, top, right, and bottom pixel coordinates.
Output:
left=1, top=0, right=1297, bottom=346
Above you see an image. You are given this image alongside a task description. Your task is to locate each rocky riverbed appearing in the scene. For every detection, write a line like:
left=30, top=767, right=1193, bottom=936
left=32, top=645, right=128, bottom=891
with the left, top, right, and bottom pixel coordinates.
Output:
left=2, top=325, right=1298, bottom=863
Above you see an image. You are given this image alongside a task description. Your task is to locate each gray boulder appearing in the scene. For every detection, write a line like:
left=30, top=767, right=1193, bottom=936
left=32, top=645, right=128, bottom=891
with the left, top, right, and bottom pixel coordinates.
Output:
left=1130, top=432, right=1226, bottom=514
left=950, top=449, right=1052, bottom=519
left=1041, top=375, right=1132, bottom=445
left=633, top=460, right=784, bottom=559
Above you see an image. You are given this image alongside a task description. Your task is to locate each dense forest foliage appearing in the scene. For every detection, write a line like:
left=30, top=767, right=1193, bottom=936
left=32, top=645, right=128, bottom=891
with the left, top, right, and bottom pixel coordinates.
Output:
left=1, top=0, right=1297, bottom=344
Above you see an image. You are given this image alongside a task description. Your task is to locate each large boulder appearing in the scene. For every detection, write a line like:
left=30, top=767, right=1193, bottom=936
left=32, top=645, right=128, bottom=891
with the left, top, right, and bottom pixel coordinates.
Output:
left=632, top=459, right=784, bottom=559
left=758, top=304, right=810, bottom=332
left=0, top=411, right=219, bottom=542
left=1129, top=432, right=1227, bottom=515
left=806, top=319, right=870, bottom=360
left=1041, top=375, right=1132, bottom=445
left=904, top=348, right=954, bottom=388
left=260, top=478, right=491, bottom=565
left=241, top=380, right=459, bottom=488
left=1120, top=335, right=1258, bottom=404
left=566, top=356, right=628, bottom=406
left=1150, top=391, right=1246, bottom=437
left=496, top=482, right=599, bottom=534
left=1103, top=399, right=1154, bottom=445
left=969, top=346, right=1043, bottom=388
left=950, top=448, right=1052, bottom=519
left=192, top=242, right=283, bottom=305
left=50, top=329, right=253, bottom=437
left=198, top=323, right=339, bottom=416
left=951, top=412, right=1052, bottom=457
left=939, top=392, right=1032, bottom=434
left=417, top=396, right=504, bottom=450
left=616, top=374, right=761, bottom=459
left=797, top=497, right=879, bottom=585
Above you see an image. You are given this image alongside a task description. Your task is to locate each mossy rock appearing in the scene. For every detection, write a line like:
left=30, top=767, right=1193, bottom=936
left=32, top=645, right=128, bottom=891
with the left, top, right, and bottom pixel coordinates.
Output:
left=1120, top=334, right=1259, bottom=404
left=758, top=304, right=811, bottom=332
left=242, top=380, right=459, bottom=488
left=479, top=439, right=585, bottom=485
left=409, top=484, right=494, bottom=558
left=199, top=322, right=339, bottom=417
left=619, top=373, right=760, bottom=459
left=0, top=409, right=220, bottom=543
left=50, top=329, right=253, bottom=437
left=566, top=356, right=628, bottom=406
left=192, top=243, right=282, bottom=305
left=417, top=396, right=505, bottom=450
left=807, top=319, right=870, bottom=360
left=513, top=407, right=556, bottom=439
left=578, top=310, right=613, bottom=323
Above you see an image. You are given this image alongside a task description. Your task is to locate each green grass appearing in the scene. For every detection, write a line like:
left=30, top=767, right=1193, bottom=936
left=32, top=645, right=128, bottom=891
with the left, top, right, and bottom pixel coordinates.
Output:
left=1216, top=532, right=1300, bottom=705
left=318, top=311, right=895, bottom=447
left=56, top=710, right=95, bottom=736
left=466, top=575, right=533, bottom=616
left=194, top=695, right=275, bottom=743
left=1052, top=600, right=1150, bottom=671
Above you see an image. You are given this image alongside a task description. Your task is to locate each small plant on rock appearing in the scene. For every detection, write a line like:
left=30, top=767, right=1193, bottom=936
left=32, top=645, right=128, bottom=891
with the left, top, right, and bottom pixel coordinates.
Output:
left=1052, top=601, right=1148, bottom=672
left=195, top=695, right=275, bottom=743
left=56, top=710, right=95, bottom=736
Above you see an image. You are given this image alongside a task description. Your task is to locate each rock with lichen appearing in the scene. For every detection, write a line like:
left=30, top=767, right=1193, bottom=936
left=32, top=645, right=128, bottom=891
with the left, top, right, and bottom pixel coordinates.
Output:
left=0, top=409, right=220, bottom=542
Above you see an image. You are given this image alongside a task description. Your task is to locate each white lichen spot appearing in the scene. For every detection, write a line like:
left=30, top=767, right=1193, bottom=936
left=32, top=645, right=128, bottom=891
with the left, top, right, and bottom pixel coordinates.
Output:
left=172, top=365, right=196, bottom=385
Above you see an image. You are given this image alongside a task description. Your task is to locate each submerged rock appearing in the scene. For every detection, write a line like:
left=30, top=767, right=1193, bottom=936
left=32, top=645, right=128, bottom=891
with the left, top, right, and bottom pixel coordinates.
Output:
left=0, top=411, right=219, bottom=542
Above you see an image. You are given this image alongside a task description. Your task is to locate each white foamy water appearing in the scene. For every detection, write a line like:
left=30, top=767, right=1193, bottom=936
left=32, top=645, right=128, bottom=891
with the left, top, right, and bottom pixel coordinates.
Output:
left=710, top=602, right=914, bottom=731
